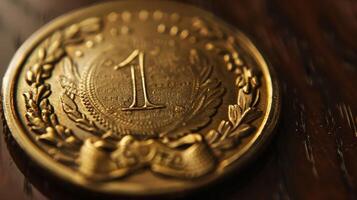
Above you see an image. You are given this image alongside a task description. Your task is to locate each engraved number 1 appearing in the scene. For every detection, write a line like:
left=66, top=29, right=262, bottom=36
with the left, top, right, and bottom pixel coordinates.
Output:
left=114, top=49, right=165, bottom=111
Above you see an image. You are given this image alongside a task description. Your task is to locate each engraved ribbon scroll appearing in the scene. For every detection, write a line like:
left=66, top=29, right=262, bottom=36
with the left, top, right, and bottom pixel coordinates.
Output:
left=78, top=134, right=216, bottom=179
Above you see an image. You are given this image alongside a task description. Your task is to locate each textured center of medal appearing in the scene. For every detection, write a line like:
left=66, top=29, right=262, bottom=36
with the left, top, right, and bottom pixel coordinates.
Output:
left=82, top=38, right=198, bottom=135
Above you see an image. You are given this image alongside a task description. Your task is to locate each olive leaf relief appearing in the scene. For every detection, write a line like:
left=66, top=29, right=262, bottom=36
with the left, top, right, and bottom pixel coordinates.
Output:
left=59, top=57, right=104, bottom=136
left=189, top=17, right=263, bottom=154
left=23, top=17, right=102, bottom=163
left=166, top=49, right=225, bottom=138
left=60, top=91, right=102, bottom=135
left=205, top=67, right=261, bottom=154
left=59, top=57, right=120, bottom=141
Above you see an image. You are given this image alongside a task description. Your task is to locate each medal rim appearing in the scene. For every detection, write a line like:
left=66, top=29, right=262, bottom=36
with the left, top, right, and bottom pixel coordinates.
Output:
left=1, top=0, right=281, bottom=196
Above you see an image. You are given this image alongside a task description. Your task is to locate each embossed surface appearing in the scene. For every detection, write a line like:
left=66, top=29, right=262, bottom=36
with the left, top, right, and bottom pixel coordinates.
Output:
left=3, top=1, right=280, bottom=194
left=0, top=0, right=356, bottom=199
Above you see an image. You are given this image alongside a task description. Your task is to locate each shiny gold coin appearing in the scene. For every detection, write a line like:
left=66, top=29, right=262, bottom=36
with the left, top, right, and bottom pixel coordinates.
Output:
left=2, top=0, right=280, bottom=196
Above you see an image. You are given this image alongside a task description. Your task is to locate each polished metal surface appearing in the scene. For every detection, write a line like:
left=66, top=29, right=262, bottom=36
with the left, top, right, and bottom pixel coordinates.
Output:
left=2, top=0, right=280, bottom=196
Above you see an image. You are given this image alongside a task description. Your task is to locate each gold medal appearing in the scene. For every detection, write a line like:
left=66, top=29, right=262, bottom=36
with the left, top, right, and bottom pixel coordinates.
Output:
left=2, top=0, right=280, bottom=196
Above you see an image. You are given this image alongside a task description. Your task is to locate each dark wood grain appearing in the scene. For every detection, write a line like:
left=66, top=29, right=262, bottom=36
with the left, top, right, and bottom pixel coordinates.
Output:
left=0, top=0, right=356, bottom=199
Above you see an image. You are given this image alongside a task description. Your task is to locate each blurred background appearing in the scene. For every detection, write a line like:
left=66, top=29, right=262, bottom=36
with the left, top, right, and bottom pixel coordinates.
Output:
left=0, top=0, right=356, bottom=199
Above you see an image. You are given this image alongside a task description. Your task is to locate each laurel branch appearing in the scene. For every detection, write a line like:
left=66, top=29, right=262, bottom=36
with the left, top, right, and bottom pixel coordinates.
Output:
left=163, top=49, right=225, bottom=138
left=205, top=67, right=261, bottom=154
left=187, top=17, right=263, bottom=154
left=23, top=17, right=102, bottom=163
left=59, top=57, right=104, bottom=136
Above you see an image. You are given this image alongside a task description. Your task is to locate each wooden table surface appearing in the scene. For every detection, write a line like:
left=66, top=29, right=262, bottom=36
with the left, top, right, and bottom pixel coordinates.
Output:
left=0, top=0, right=356, bottom=199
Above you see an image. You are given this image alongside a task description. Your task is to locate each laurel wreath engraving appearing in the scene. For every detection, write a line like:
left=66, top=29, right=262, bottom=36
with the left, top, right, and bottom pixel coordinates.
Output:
left=189, top=17, right=262, bottom=154
left=163, top=49, right=225, bottom=138
left=22, top=14, right=262, bottom=179
left=23, top=17, right=102, bottom=163
left=205, top=67, right=261, bottom=154
left=59, top=57, right=104, bottom=136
